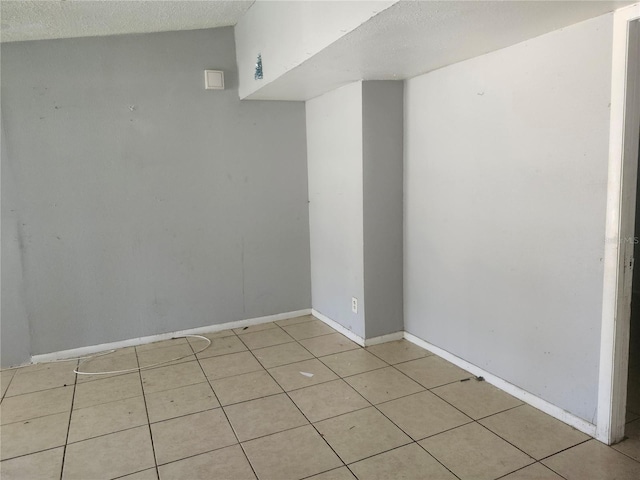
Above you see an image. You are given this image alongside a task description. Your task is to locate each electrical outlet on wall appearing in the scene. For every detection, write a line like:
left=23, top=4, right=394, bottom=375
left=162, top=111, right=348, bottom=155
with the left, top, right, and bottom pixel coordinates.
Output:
left=351, top=297, right=358, bottom=314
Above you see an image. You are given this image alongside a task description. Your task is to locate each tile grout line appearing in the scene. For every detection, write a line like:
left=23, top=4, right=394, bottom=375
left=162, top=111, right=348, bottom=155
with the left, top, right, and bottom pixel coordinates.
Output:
left=535, top=461, right=571, bottom=480
left=344, top=440, right=457, bottom=478
left=186, top=334, right=262, bottom=480
left=612, top=446, right=640, bottom=463
left=237, top=329, right=463, bottom=479
left=61, top=424, right=155, bottom=447
left=394, top=372, right=542, bottom=474
left=493, top=461, right=569, bottom=480
left=1, top=445, right=64, bottom=464
left=302, top=336, right=461, bottom=479
left=58, top=359, right=79, bottom=480
left=4, top=322, right=638, bottom=478
left=1, top=399, right=79, bottom=428
left=134, top=345, right=161, bottom=480
left=235, top=333, right=353, bottom=474
left=315, top=339, right=565, bottom=479
left=0, top=371, right=16, bottom=403
left=417, top=385, right=592, bottom=477
left=298, top=465, right=350, bottom=480
left=364, top=342, right=630, bottom=472
left=316, top=352, right=463, bottom=480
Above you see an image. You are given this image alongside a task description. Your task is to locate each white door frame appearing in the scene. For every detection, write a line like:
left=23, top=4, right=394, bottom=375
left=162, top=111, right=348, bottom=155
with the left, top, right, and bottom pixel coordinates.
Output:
left=597, top=3, right=640, bottom=445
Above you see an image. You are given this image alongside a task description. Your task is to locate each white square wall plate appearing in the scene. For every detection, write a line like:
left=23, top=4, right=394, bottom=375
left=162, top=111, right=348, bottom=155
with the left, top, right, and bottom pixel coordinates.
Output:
left=205, top=70, right=224, bottom=90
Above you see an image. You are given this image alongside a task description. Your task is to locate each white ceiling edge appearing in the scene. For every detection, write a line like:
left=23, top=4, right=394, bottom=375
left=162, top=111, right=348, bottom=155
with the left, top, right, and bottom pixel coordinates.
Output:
left=0, top=0, right=255, bottom=43
left=244, top=0, right=632, bottom=101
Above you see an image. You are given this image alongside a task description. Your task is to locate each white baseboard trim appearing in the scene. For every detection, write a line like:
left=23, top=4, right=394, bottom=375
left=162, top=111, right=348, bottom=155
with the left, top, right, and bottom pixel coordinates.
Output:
left=30, top=308, right=312, bottom=364
left=403, top=332, right=597, bottom=438
left=363, top=331, right=404, bottom=346
left=311, top=309, right=366, bottom=346
left=311, top=309, right=403, bottom=347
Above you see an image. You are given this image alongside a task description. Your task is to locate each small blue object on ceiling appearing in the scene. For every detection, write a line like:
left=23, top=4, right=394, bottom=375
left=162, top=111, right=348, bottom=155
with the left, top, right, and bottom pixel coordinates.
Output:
left=255, top=54, right=263, bottom=80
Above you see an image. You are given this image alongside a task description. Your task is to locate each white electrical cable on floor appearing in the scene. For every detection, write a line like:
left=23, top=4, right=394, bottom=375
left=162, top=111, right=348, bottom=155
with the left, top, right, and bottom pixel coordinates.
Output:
left=73, top=335, right=212, bottom=376
left=2, top=349, right=117, bottom=371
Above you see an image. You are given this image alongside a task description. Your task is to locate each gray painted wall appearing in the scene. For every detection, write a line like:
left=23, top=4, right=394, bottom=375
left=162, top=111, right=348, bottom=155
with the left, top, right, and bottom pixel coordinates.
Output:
left=362, top=81, right=404, bottom=337
left=2, top=118, right=32, bottom=366
left=307, top=82, right=365, bottom=337
left=404, top=14, right=613, bottom=422
left=1, top=27, right=310, bottom=361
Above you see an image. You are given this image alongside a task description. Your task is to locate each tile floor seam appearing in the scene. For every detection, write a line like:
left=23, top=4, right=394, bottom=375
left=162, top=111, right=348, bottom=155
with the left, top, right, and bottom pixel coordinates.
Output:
left=360, top=390, right=465, bottom=479
left=427, top=379, right=510, bottom=421
left=264, top=372, right=340, bottom=394
left=611, top=441, right=640, bottom=463
left=0, top=445, right=65, bottom=464
left=4, top=321, right=640, bottom=479
left=138, top=364, right=208, bottom=396
left=251, top=340, right=319, bottom=370
left=3, top=379, right=78, bottom=399
left=298, top=465, right=351, bottom=480
left=135, top=357, right=197, bottom=372
left=0, top=404, right=74, bottom=428
left=335, top=364, right=392, bottom=380
left=152, top=444, right=244, bottom=469
left=134, top=345, right=160, bottom=480
left=295, top=330, right=352, bottom=341
left=187, top=334, right=261, bottom=480
left=235, top=333, right=296, bottom=352
left=339, top=439, right=412, bottom=467
left=390, top=362, right=474, bottom=390
left=71, top=392, right=145, bottom=413
left=345, top=439, right=461, bottom=478
left=202, top=367, right=265, bottom=383
left=383, top=354, right=435, bottom=366
left=473, top=406, right=597, bottom=462
left=59, top=423, right=163, bottom=447
left=468, top=421, right=538, bottom=468
left=111, top=467, right=158, bottom=479
left=239, top=342, right=351, bottom=472
left=331, top=349, right=533, bottom=479
left=147, top=405, right=221, bottom=425
left=471, top=402, right=527, bottom=422
left=58, top=359, right=79, bottom=480
left=538, top=460, right=571, bottom=480
left=493, top=461, right=568, bottom=480
left=363, top=345, right=433, bottom=365
left=535, top=437, right=604, bottom=464
left=339, top=379, right=428, bottom=407
left=75, top=371, right=132, bottom=385
left=1, top=372, right=16, bottom=403
left=400, top=418, right=476, bottom=443
left=232, top=421, right=317, bottom=445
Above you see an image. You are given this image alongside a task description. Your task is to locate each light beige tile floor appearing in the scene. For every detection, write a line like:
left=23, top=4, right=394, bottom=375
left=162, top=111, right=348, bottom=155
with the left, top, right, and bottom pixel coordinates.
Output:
left=1, top=316, right=640, bottom=480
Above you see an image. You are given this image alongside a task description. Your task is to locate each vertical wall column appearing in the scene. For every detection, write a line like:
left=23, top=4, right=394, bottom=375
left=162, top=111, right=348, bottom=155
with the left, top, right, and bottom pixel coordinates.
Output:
left=362, top=81, right=404, bottom=338
left=307, top=80, right=403, bottom=341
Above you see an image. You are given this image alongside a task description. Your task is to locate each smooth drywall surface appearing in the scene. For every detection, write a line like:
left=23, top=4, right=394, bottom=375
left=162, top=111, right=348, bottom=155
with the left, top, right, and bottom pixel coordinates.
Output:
left=307, top=82, right=365, bottom=337
left=239, top=1, right=629, bottom=101
left=404, top=14, right=613, bottom=422
left=234, top=0, right=396, bottom=99
left=362, top=81, right=404, bottom=338
left=1, top=27, right=310, bottom=358
left=1, top=117, right=31, bottom=366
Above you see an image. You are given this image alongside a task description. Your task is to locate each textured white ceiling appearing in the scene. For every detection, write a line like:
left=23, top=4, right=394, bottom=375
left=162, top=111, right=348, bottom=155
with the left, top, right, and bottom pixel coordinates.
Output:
left=0, top=0, right=255, bottom=43
left=245, top=0, right=633, bottom=100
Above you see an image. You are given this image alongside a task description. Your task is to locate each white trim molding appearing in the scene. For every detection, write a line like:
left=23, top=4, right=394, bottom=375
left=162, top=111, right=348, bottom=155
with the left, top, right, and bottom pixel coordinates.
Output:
left=31, top=309, right=312, bottom=364
left=404, top=332, right=597, bottom=437
left=598, top=2, right=640, bottom=445
left=364, top=331, right=404, bottom=346
left=311, top=309, right=366, bottom=346
left=311, top=309, right=403, bottom=346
